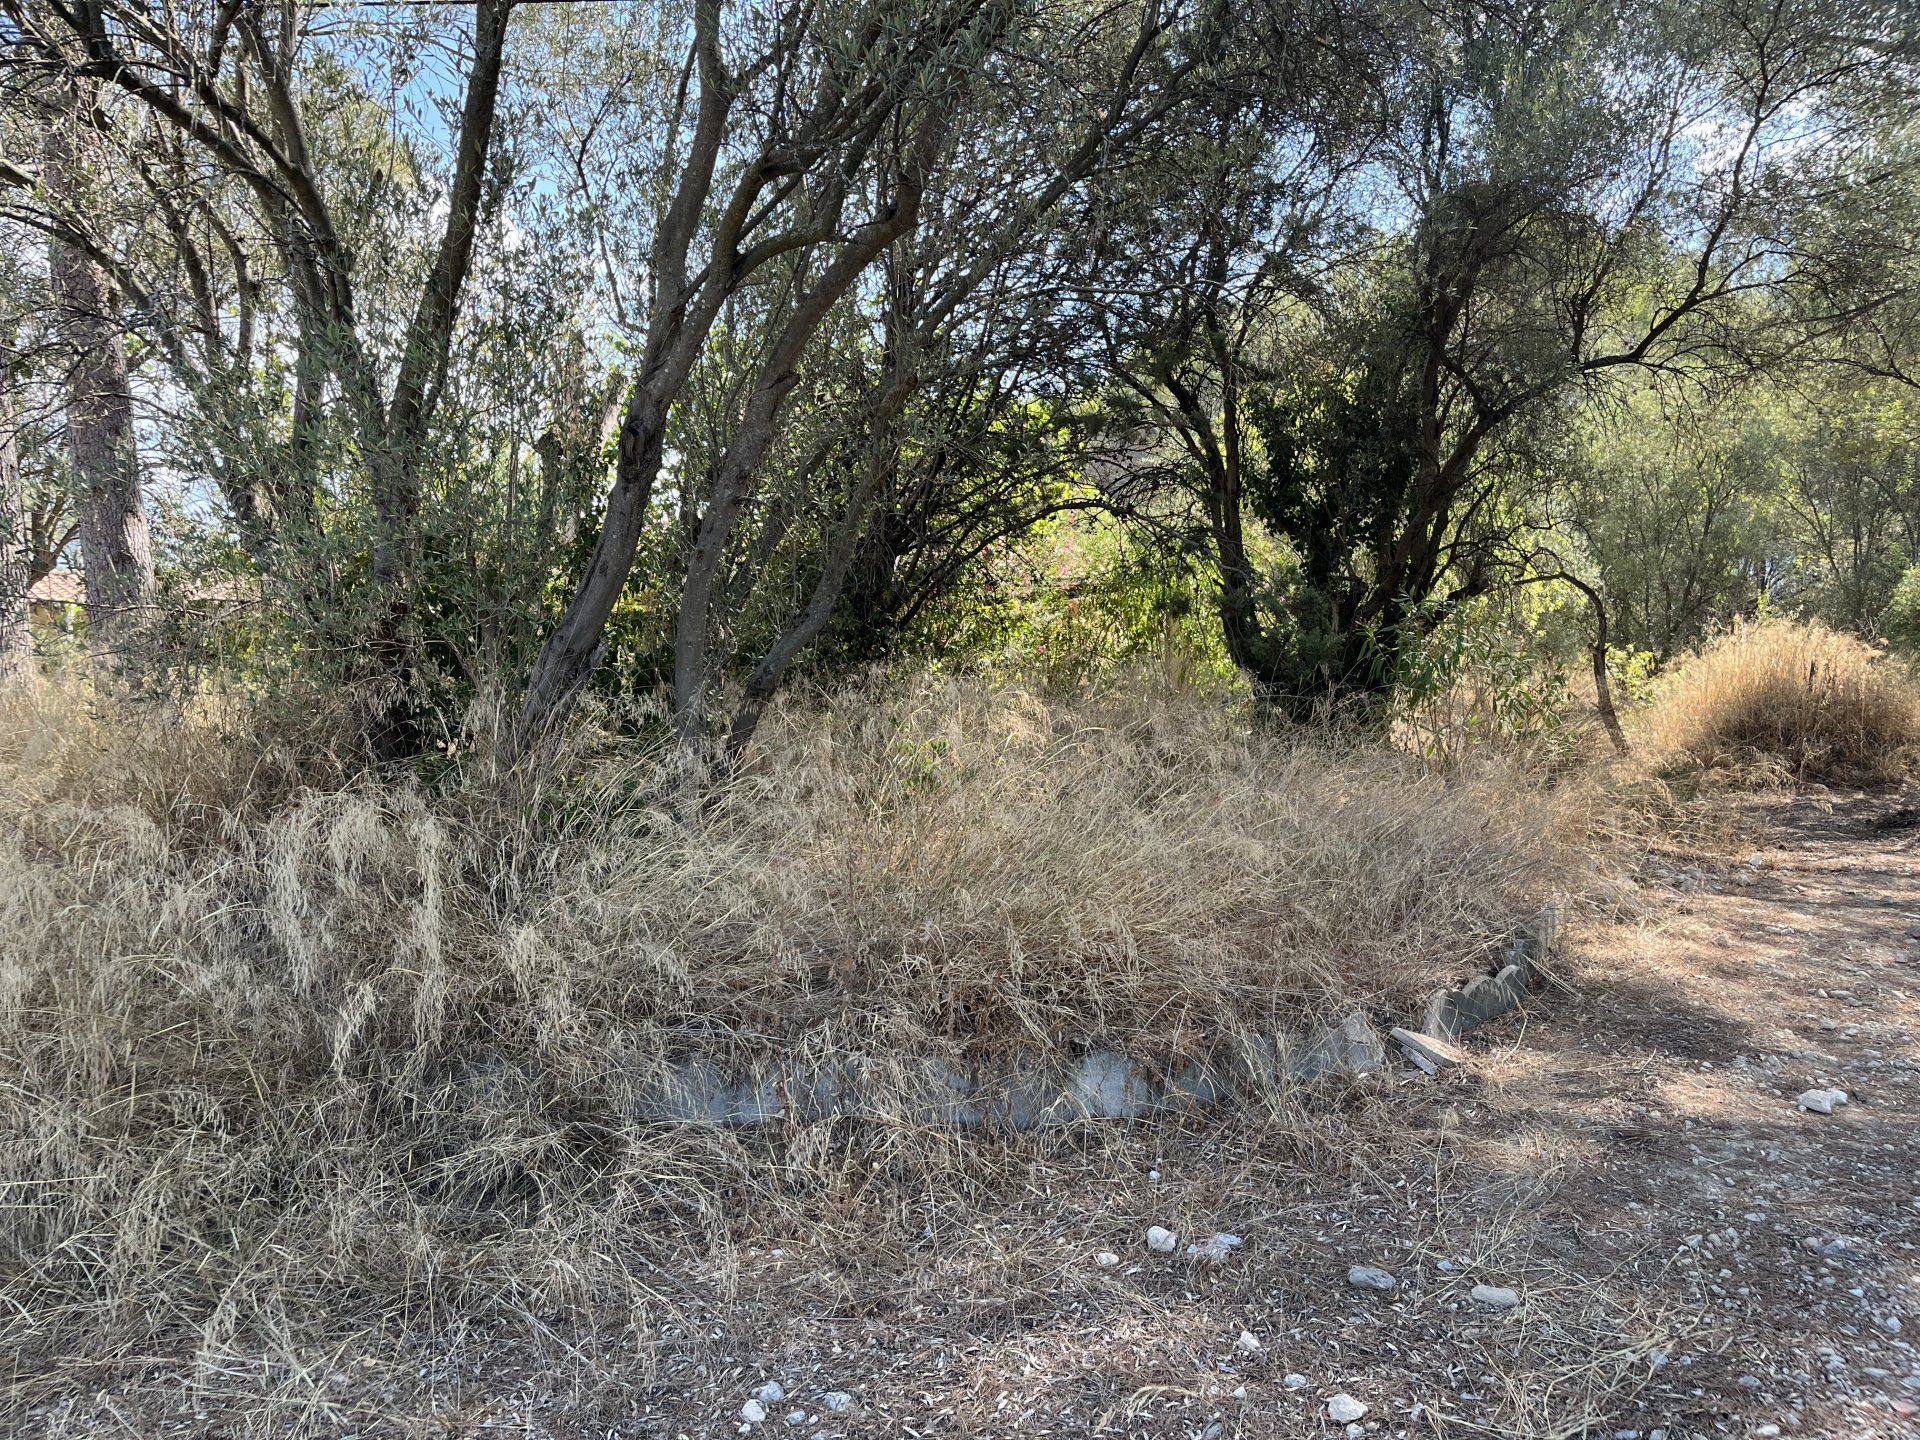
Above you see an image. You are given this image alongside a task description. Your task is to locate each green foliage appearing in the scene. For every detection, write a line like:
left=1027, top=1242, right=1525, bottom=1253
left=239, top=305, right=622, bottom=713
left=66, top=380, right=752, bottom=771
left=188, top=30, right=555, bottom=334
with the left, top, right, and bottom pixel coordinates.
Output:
left=926, top=513, right=1232, bottom=688
left=1392, top=600, right=1582, bottom=764
left=1883, top=566, right=1920, bottom=653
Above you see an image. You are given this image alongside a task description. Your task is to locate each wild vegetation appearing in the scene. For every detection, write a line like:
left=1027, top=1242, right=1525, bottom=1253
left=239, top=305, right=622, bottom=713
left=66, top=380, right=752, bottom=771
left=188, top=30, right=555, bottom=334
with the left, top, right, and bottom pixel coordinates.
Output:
left=1646, top=618, right=1920, bottom=782
left=1, top=0, right=1919, bottom=1433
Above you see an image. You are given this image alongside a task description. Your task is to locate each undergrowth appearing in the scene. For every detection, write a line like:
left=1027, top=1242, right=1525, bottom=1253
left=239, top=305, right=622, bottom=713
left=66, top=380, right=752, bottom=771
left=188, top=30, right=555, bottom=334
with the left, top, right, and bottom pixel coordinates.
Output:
left=0, top=674, right=1579, bottom=1416
left=1645, top=617, right=1920, bottom=784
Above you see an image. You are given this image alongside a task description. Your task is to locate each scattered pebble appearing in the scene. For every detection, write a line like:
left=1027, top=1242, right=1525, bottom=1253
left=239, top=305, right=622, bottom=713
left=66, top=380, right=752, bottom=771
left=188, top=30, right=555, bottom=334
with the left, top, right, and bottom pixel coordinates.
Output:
left=820, top=1392, right=853, bottom=1414
left=1798, top=1088, right=1849, bottom=1114
left=1326, top=1393, right=1369, bottom=1423
left=1234, top=1329, right=1261, bottom=1355
left=740, top=1399, right=767, bottom=1424
left=1094, top=1250, right=1120, bottom=1269
left=1347, top=1264, right=1397, bottom=1291
left=1145, top=1225, right=1179, bottom=1253
left=1283, top=1373, right=1310, bottom=1390
left=1187, top=1232, right=1243, bottom=1264
left=1470, top=1284, right=1520, bottom=1310
left=753, top=1381, right=785, bottom=1404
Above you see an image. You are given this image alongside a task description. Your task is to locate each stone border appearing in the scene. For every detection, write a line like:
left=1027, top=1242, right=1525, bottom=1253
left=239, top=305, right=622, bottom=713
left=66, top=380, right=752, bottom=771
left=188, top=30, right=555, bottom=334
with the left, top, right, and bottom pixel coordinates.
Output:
left=1416, top=903, right=1560, bottom=1041
left=631, top=906, right=1562, bottom=1129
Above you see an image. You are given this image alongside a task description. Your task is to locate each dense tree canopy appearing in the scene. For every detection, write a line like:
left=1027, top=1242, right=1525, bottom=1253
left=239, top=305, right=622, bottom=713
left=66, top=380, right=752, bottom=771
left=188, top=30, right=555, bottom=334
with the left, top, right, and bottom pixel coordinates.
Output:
left=1, top=0, right=1917, bottom=765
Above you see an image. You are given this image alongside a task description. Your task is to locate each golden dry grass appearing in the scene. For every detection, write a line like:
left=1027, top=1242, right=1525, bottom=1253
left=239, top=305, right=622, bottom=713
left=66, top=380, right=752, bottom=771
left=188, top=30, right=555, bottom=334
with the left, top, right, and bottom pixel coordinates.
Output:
left=1644, top=617, right=1920, bottom=783
left=0, top=673, right=1581, bottom=1409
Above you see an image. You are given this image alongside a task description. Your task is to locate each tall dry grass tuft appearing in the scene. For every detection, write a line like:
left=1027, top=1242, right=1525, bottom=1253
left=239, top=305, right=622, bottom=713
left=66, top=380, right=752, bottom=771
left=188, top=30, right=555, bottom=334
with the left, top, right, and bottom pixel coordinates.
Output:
left=0, top=672, right=1581, bottom=1419
left=1644, top=618, right=1920, bottom=783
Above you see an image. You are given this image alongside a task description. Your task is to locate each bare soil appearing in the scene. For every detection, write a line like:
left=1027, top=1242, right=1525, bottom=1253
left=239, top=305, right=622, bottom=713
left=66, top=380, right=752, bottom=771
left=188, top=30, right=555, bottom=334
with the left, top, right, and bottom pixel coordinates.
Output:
left=18, top=786, right=1920, bottom=1439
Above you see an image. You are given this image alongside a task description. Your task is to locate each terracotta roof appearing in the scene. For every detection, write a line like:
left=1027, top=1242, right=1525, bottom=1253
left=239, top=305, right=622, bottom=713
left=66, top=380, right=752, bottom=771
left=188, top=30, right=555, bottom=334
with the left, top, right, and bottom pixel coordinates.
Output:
left=29, top=571, right=84, bottom=605
left=27, top=571, right=254, bottom=607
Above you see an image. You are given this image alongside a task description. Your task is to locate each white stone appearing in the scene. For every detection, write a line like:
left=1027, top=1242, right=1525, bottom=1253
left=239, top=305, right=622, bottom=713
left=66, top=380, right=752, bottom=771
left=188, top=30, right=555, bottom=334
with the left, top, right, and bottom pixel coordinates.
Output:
left=1347, top=1264, right=1396, bottom=1291
left=1146, top=1225, right=1179, bottom=1253
left=1188, top=1232, right=1243, bottom=1264
left=754, top=1381, right=786, bottom=1404
left=1327, top=1393, right=1369, bottom=1423
left=1283, top=1374, right=1310, bottom=1390
left=784, top=1411, right=806, bottom=1427
left=1471, top=1283, right=1521, bottom=1309
left=1094, top=1250, right=1120, bottom=1268
left=1797, top=1088, right=1849, bottom=1114
left=740, top=1399, right=767, bottom=1424
left=1234, top=1329, right=1261, bottom=1355
left=820, top=1392, right=853, bottom=1414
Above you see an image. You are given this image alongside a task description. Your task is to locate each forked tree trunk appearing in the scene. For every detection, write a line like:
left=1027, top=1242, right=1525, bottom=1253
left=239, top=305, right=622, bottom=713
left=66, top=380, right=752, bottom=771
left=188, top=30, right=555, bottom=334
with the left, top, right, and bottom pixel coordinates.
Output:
left=44, top=81, right=154, bottom=664
left=0, top=350, right=31, bottom=684
left=1563, top=572, right=1630, bottom=756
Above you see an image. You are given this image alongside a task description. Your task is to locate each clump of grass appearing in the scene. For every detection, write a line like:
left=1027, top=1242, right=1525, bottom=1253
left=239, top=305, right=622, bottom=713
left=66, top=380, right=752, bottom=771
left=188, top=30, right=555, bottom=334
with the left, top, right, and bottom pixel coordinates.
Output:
left=0, top=673, right=1579, bottom=1415
left=1645, top=618, right=1920, bottom=783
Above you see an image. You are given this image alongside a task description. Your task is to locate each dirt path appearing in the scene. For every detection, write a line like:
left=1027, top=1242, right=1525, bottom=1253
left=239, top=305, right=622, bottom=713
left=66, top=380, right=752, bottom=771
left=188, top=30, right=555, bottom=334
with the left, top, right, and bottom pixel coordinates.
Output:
left=22, top=787, right=1920, bottom=1439
left=1465, top=784, right=1920, bottom=1440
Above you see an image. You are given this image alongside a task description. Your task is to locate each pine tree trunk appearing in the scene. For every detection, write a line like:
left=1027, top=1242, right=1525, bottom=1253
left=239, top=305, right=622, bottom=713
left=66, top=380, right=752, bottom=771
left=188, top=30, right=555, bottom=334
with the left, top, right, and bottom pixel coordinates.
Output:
left=44, top=82, right=155, bottom=665
left=0, top=351, right=32, bottom=684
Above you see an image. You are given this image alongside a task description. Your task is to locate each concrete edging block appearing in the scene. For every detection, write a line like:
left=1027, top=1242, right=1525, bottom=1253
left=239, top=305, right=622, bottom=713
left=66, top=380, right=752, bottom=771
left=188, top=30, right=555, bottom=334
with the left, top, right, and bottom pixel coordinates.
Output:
left=1414, top=905, right=1560, bottom=1048
left=625, top=907, right=1559, bottom=1128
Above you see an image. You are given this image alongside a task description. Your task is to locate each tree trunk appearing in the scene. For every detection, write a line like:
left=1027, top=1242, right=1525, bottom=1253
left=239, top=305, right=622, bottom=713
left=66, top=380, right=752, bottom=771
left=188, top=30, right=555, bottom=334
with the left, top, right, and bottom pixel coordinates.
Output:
left=723, top=366, right=916, bottom=764
left=1562, top=572, right=1629, bottom=756
left=0, top=348, right=32, bottom=684
left=44, top=81, right=155, bottom=665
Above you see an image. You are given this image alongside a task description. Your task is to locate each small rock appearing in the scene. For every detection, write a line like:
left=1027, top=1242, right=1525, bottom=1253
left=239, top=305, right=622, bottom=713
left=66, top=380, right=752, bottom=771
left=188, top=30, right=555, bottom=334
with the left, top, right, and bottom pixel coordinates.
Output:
left=740, top=1400, right=767, bottom=1425
left=1234, top=1329, right=1262, bottom=1355
left=1798, top=1088, right=1849, bottom=1114
left=1391, top=1026, right=1468, bottom=1071
left=784, top=1411, right=806, bottom=1427
left=1347, top=1265, right=1397, bottom=1291
left=1283, top=1373, right=1310, bottom=1389
left=754, top=1382, right=786, bottom=1404
left=1094, top=1250, right=1120, bottom=1269
left=819, top=1392, right=853, bottom=1414
left=1471, top=1284, right=1520, bottom=1310
left=1188, top=1232, right=1244, bottom=1264
left=1146, top=1226, right=1179, bottom=1253
left=1326, top=1393, right=1369, bottom=1423
left=1803, top=1235, right=1863, bottom=1259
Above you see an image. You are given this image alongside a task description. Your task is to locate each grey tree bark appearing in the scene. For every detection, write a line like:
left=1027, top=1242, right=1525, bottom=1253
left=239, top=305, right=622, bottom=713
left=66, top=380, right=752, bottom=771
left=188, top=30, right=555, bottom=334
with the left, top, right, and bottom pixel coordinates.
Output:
left=0, top=341, right=32, bottom=684
left=670, top=167, right=933, bottom=750
left=43, top=78, right=154, bottom=663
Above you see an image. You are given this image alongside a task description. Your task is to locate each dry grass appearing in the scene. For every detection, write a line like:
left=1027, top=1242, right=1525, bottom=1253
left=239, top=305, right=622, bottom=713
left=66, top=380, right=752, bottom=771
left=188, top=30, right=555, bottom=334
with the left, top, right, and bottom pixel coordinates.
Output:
left=1643, top=617, right=1920, bottom=784
left=0, top=673, right=1581, bottom=1424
